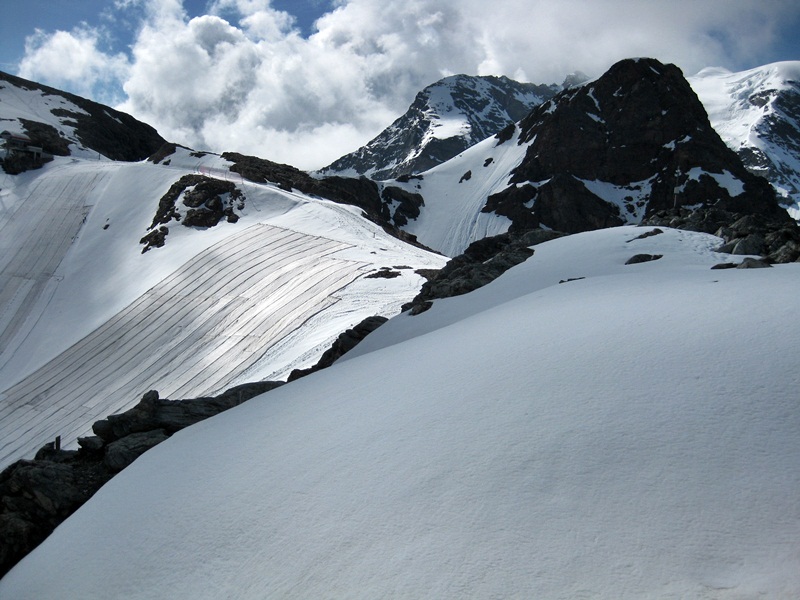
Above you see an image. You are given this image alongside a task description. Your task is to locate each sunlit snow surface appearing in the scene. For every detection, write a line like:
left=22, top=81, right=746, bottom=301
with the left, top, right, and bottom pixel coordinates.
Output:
left=3, top=226, right=799, bottom=598
left=0, top=154, right=446, bottom=467
left=690, top=61, right=800, bottom=219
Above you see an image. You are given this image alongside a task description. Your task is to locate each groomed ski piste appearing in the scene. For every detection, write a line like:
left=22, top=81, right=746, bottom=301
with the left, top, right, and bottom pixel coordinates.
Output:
left=3, top=226, right=798, bottom=598
left=0, top=151, right=446, bottom=468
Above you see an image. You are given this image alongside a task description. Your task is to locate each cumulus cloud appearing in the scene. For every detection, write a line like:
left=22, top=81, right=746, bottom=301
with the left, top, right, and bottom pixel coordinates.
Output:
left=17, top=0, right=800, bottom=169
left=18, top=25, right=130, bottom=104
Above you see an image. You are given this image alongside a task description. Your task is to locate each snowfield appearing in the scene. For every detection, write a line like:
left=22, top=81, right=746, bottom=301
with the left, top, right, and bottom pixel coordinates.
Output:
left=3, top=226, right=798, bottom=598
left=0, top=156, right=446, bottom=468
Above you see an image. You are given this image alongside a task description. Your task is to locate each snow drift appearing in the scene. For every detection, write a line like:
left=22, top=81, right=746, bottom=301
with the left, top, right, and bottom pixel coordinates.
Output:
left=3, top=226, right=799, bottom=598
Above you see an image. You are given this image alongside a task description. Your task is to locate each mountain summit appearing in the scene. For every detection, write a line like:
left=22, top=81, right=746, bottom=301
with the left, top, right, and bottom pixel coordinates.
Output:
left=385, top=58, right=792, bottom=256
left=487, top=58, right=786, bottom=232
left=320, top=74, right=557, bottom=180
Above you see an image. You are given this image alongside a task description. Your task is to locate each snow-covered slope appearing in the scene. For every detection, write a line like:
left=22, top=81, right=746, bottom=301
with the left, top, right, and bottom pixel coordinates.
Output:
left=3, top=226, right=798, bottom=598
left=690, top=61, right=800, bottom=220
left=320, top=74, right=557, bottom=180
left=0, top=70, right=164, bottom=161
left=0, top=153, right=445, bottom=468
left=385, top=126, right=529, bottom=257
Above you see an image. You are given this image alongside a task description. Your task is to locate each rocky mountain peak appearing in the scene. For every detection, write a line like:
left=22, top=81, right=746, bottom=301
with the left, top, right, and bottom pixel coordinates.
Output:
left=484, top=58, right=788, bottom=233
left=320, top=74, right=557, bottom=180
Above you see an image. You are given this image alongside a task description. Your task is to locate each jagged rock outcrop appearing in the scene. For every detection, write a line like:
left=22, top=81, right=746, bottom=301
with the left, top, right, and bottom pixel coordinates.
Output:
left=139, top=174, right=246, bottom=251
left=483, top=58, right=792, bottom=235
left=321, top=75, right=558, bottom=180
left=643, top=207, right=800, bottom=263
left=221, top=152, right=434, bottom=250
left=0, top=381, right=282, bottom=578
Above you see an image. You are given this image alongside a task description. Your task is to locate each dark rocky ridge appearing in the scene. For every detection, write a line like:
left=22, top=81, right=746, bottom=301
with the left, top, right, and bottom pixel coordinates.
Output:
left=0, top=70, right=166, bottom=162
left=0, top=382, right=283, bottom=579
left=221, top=152, right=436, bottom=250
left=288, top=315, right=389, bottom=381
left=483, top=58, right=791, bottom=235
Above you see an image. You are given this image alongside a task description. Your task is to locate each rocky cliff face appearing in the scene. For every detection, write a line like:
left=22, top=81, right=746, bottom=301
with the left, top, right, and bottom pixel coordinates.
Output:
left=321, top=74, right=558, bottom=180
left=483, top=58, right=790, bottom=234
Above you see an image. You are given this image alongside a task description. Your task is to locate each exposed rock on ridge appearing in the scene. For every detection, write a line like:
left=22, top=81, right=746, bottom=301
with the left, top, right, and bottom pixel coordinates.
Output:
left=483, top=58, right=790, bottom=234
left=0, top=70, right=166, bottom=161
left=222, top=152, right=434, bottom=249
left=402, top=228, right=564, bottom=314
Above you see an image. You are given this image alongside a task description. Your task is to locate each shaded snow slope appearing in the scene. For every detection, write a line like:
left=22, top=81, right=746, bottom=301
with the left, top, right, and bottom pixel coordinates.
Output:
left=3, top=227, right=799, bottom=598
left=690, top=61, right=800, bottom=219
left=0, top=156, right=445, bottom=467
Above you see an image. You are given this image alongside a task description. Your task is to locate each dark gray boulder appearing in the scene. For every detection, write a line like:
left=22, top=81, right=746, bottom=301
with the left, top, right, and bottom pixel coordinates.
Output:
left=104, top=430, right=170, bottom=472
left=625, top=254, right=663, bottom=265
left=737, top=257, right=772, bottom=268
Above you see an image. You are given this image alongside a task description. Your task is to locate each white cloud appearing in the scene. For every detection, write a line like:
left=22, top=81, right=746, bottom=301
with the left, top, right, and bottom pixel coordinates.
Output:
left=18, top=25, right=130, bottom=104
left=16, top=0, right=800, bottom=169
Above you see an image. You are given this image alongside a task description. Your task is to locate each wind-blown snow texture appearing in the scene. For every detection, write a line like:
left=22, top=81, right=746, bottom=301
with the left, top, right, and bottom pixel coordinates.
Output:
left=3, top=226, right=799, bottom=599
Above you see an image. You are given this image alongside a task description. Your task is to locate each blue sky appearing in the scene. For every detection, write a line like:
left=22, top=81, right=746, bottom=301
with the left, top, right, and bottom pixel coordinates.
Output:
left=0, top=0, right=333, bottom=71
left=2, top=0, right=799, bottom=169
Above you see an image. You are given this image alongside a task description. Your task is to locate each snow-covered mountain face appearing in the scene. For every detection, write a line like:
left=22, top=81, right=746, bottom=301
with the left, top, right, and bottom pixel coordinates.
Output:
left=387, top=58, right=792, bottom=256
left=0, top=71, right=165, bottom=165
left=689, top=61, right=800, bottom=220
left=320, top=74, right=560, bottom=180
left=0, top=76, right=446, bottom=469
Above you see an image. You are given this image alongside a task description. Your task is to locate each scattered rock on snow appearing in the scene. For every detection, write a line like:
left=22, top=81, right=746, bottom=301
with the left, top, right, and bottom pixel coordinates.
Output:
left=625, top=254, right=663, bottom=265
left=736, top=257, right=773, bottom=269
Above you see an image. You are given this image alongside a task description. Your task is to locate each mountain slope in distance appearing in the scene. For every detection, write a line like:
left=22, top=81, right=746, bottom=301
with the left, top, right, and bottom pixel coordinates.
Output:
left=0, top=71, right=165, bottom=162
left=319, top=74, right=561, bottom=180
left=689, top=61, right=800, bottom=220
left=385, top=58, right=792, bottom=257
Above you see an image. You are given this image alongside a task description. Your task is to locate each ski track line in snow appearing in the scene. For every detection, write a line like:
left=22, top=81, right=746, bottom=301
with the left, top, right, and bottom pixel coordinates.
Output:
left=0, top=167, right=111, bottom=360
left=0, top=223, right=369, bottom=468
